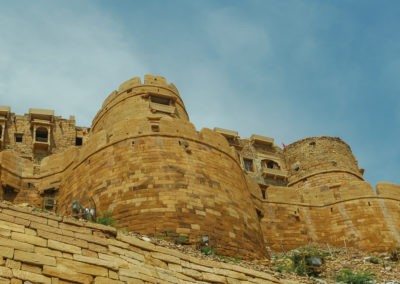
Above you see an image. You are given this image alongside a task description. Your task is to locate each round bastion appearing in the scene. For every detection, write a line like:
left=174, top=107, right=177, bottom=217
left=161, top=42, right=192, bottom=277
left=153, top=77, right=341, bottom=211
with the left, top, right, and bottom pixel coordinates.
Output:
left=284, top=136, right=364, bottom=188
left=57, top=75, right=266, bottom=259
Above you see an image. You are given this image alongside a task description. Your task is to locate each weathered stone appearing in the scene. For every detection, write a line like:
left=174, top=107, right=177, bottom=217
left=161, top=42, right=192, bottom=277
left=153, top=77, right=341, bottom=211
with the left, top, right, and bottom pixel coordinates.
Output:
left=42, top=265, right=92, bottom=284
left=48, top=240, right=81, bottom=254
left=56, top=258, right=108, bottom=277
left=0, top=237, right=34, bottom=252
left=11, top=232, right=47, bottom=247
left=12, top=269, right=51, bottom=284
left=14, top=250, right=56, bottom=266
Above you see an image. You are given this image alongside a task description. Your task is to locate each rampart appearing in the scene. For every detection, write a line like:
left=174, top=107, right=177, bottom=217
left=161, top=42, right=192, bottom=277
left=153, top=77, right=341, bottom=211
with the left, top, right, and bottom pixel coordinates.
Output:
left=1, top=74, right=400, bottom=261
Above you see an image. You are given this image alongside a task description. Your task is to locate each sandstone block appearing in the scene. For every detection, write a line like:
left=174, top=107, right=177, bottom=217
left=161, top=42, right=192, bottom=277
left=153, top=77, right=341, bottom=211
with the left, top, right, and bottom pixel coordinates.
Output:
left=74, top=233, right=107, bottom=246
left=57, top=258, right=108, bottom=277
left=88, top=243, right=108, bottom=253
left=0, top=221, right=24, bottom=234
left=73, top=254, right=119, bottom=270
left=109, top=245, right=145, bottom=262
left=2, top=209, right=47, bottom=225
left=21, top=263, right=42, bottom=274
left=12, top=269, right=51, bottom=284
left=94, top=277, right=123, bottom=284
left=5, top=260, right=20, bottom=270
left=59, top=223, right=91, bottom=235
left=34, top=247, right=63, bottom=258
left=10, top=279, right=22, bottom=284
left=151, top=252, right=180, bottom=264
left=118, top=275, right=144, bottom=284
left=0, top=246, right=14, bottom=258
left=106, top=238, right=129, bottom=249
left=42, top=265, right=92, bottom=284
left=0, top=237, right=34, bottom=252
left=116, top=232, right=155, bottom=251
left=11, top=232, right=47, bottom=247
left=0, top=267, right=12, bottom=278
left=0, top=228, right=11, bottom=238
left=182, top=268, right=202, bottom=280
left=0, top=277, right=10, bottom=284
left=48, top=240, right=81, bottom=254
left=38, top=230, right=88, bottom=248
left=202, top=272, right=226, bottom=283
left=47, top=220, right=58, bottom=228
left=14, top=250, right=56, bottom=266
left=31, top=223, right=63, bottom=235
left=213, top=268, right=247, bottom=280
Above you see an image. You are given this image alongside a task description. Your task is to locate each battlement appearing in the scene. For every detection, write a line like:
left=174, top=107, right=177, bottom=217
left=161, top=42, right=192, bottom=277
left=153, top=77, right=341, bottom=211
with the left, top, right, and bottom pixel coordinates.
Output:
left=1, top=75, right=399, bottom=259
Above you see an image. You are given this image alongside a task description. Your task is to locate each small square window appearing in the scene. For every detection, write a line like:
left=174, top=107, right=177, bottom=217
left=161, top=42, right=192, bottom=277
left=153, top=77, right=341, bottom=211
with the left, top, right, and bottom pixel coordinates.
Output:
left=151, top=95, right=171, bottom=105
left=243, top=158, right=254, bottom=172
left=76, top=137, right=83, bottom=146
left=15, top=134, right=23, bottom=143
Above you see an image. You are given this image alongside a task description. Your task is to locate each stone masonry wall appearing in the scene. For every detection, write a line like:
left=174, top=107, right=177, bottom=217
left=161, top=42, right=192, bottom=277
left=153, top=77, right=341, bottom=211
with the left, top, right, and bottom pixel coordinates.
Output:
left=284, top=137, right=364, bottom=188
left=55, top=117, right=266, bottom=260
left=0, top=202, right=280, bottom=284
left=1, top=114, right=78, bottom=163
left=258, top=181, right=400, bottom=251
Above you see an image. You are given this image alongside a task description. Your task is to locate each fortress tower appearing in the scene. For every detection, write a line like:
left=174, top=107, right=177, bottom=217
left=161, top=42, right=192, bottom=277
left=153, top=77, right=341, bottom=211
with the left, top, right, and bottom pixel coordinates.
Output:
left=0, top=74, right=400, bottom=259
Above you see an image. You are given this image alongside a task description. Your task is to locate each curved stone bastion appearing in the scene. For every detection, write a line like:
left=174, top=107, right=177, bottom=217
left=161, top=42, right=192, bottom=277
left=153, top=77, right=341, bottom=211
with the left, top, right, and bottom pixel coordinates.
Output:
left=1, top=74, right=400, bottom=260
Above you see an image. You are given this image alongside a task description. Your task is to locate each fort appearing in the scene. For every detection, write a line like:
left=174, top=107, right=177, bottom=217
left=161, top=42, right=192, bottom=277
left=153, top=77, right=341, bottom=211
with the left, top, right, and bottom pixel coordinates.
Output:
left=1, top=74, right=400, bottom=263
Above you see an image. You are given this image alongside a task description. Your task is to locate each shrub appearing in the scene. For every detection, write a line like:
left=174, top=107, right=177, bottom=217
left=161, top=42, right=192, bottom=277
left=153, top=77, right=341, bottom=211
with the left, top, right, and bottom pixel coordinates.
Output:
left=287, top=246, right=326, bottom=276
left=334, top=268, right=375, bottom=284
left=93, top=210, right=117, bottom=226
left=201, top=246, right=218, bottom=255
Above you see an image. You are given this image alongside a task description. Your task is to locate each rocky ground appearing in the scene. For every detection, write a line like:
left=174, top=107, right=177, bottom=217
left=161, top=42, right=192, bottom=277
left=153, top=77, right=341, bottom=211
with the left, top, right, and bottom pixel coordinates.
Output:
left=145, top=235, right=400, bottom=283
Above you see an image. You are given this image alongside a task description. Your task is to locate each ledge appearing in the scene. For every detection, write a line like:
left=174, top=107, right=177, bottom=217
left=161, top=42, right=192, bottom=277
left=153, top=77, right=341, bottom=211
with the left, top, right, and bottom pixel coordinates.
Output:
left=250, top=134, right=274, bottom=146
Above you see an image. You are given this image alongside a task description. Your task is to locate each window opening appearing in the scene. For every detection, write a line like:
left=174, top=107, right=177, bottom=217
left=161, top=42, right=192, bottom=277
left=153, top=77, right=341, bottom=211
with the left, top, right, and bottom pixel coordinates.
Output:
left=0, top=125, right=2, bottom=138
left=76, top=137, right=83, bottom=146
left=151, top=96, right=171, bottom=105
left=3, top=186, right=18, bottom=202
left=243, top=158, right=254, bottom=172
left=368, top=202, right=371, bottom=206
left=151, top=125, right=160, bottom=132
left=261, top=159, right=281, bottom=170
left=15, top=134, right=23, bottom=143
left=256, top=209, right=264, bottom=220
left=35, top=127, right=48, bottom=142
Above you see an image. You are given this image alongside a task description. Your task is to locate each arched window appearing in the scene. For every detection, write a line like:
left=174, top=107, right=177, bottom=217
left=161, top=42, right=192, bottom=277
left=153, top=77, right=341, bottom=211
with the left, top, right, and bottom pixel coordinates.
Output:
left=261, top=159, right=281, bottom=170
left=36, top=127, right=48, bottom=142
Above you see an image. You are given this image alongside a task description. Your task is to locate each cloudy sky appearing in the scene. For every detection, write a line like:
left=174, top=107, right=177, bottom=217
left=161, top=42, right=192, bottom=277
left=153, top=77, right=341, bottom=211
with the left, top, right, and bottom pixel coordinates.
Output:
left=0, top=1, right=399, bottom=187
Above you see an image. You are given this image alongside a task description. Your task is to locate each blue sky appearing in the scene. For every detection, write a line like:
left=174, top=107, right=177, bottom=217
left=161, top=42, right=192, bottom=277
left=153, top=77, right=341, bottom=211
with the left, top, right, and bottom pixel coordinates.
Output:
left=0, top=1, right=399, bottom=187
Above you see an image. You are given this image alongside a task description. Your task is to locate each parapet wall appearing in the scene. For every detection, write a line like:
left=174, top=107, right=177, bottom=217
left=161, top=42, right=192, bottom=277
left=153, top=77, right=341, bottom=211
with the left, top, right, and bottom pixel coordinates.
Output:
left=259, top=181, right=400, bottom=251
left=0, top=202, right=280, bottom=284
left=284, top=137, right=363, bottom=188
left=91, top=75, right=189, bottom=134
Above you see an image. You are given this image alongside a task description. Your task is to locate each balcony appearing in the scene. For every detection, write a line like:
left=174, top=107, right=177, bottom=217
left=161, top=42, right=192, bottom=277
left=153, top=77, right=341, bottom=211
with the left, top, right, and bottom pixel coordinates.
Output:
left=262, top=167, right=288, bottom=179
left=250, top=134, right=274, bottom=146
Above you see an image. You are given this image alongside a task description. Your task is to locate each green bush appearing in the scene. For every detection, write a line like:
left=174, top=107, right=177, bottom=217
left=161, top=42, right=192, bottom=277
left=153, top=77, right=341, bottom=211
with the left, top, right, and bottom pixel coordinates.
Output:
left=334, top=269, right=375, bottom=284
left=287, top=246, right=325, bottom=276
left=201, top=246, right=218, bottom=255
left=93, top=210, right=117, bottom=226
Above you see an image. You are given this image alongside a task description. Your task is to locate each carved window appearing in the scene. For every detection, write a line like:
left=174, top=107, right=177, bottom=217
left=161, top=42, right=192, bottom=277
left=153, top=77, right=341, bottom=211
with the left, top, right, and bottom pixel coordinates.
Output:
left=35, top=127, right=48, bottom=143
left=15, top=133, right=23, bottom=143
left=243, top=158, right=254, bottom=172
